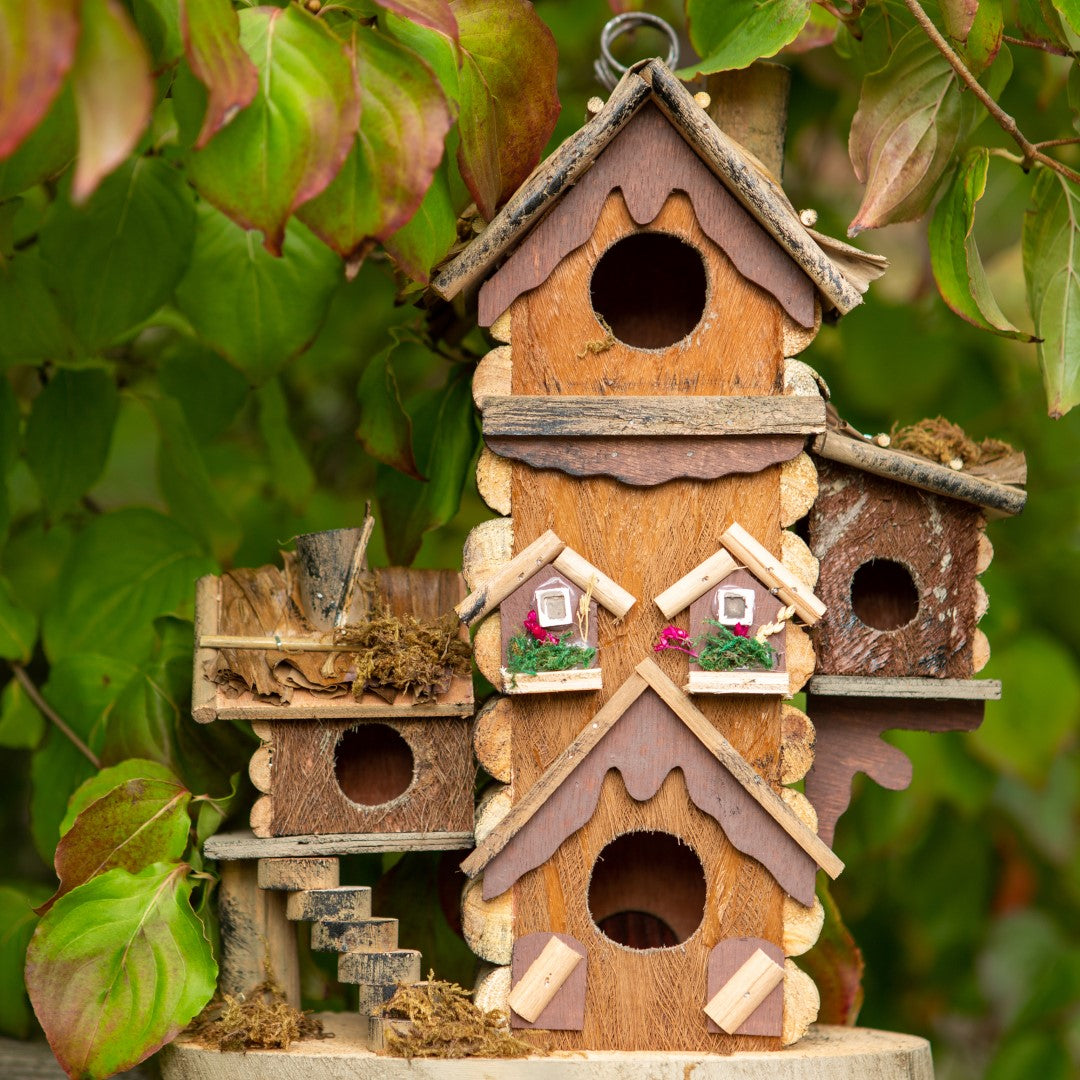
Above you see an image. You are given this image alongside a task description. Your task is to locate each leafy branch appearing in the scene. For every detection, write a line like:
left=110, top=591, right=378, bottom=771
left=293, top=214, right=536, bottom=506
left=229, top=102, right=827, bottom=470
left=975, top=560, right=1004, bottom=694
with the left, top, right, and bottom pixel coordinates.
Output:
left=9, top=663, right=100, bottom=768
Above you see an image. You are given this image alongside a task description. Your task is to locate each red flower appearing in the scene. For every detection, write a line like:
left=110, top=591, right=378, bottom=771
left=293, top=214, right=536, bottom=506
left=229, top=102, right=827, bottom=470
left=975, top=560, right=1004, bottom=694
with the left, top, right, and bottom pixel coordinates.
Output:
left=524, top=610, right=558, bottom=644
left=653, top=624, right=698, bottom=657
left=733, top=623, right=750, bottom=637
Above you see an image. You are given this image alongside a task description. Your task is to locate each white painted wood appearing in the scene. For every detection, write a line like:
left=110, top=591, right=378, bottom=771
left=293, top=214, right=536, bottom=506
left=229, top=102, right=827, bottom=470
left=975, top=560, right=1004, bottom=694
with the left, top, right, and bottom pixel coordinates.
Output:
left=806, top=676, right=1001, bottom=700
left=503, top=668, right=604, bottom=694
left=205, top=830, right=473, bottom=861
left=686, top=671, right=790, bottom=696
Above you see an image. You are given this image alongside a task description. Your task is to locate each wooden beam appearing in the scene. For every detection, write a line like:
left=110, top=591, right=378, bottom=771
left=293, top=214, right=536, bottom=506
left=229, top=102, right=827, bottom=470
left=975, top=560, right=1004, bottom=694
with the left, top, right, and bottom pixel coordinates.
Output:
left=719, top=522, right=826, bottom=624
left=461, top=672, right=651, bottom=879
left=685, top=671, right=790, bottom=696
left=482, top=395, right=825, bottom=439
left=703, top=948, right=786, bottom=1034
left=552, top=548, right=636, bottom=618
left=812, top=430, right=1027, bottom=516
left=192, top=575, right=220, bottom=724
left=807, top=676, right=1002, bottom=700
left=654, top=549, right=739, bottom=618
left=504, top=667, right=604, bottom=695
left=204, top=830, right=474, bottom=861
left=455, top=530, right=566, bottom=625
left=635, top=658, right=843, bottom=879
left=507, top=936, right=584, bottom=1023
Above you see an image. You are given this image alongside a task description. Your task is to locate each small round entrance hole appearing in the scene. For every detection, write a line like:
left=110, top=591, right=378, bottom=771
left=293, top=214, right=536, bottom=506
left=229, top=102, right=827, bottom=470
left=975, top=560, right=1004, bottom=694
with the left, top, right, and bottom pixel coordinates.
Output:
left=590, top=232, right=707, bottom=349
left=850, top=559, right=920, bottom=631
left=334, top=724, right=414, bottom=806
left=588, top=831, right=707, bottom=950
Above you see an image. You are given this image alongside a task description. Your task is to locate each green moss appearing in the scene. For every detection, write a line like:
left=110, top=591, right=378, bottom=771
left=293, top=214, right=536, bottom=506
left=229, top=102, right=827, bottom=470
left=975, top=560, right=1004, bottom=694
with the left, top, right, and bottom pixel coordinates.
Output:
left=694, top=620, right=777, bottom=672
left=505, top=631, right=596, bottom=675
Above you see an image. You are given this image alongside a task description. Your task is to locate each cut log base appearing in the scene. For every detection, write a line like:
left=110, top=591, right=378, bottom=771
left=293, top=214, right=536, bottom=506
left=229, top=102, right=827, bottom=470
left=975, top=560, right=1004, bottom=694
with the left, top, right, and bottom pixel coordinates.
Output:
left=162, top=1021, right=935, bottom=1078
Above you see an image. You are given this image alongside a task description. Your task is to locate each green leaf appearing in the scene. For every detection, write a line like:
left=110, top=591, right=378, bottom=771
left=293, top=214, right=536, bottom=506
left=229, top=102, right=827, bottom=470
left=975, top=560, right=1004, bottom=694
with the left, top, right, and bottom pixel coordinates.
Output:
left=297, top=28, right=452, bottom=266
left=0, top=375, right=16, bottom=475
left=0, top=254, right=70, bottom=363
left=69, top=0, right=154, bottom=202
left=0, top=0, right=79, bottom=158
left=42, top=777, right=192, bottom=913
left=800, top=879, right=864, bottom=1024
left=40, top=157, right=196, bottom=354
left=377, top=363, right=476, bottom=563
left=148, top=394, right=241, bottom=561
left=42, top=509, right=214, bottom=664
left=0, top=883, right=50, bottom=1038
left=0, top=87, right=77, bottom=202
left=0, top=577, right=36, bottom=663
left=963, top=0, right=1004, bottom=73
left=849, top=29, right=962, bottom=234
left=683, top=0, right=812, bottom=76
left=373, top=0, right=458, bottom=41
left=255, top=378, right=315, bottom=512
left=183, top=4, right=359, bottom=255
left=31, top=653, right=137, bottom=862
left=929, top=149, right=1033, bottom=340
left=24, top=369, right=119, bottom=517
left=157, top=342, right=251, bottom=442
left=25, top=863, right=216, bottom=1079
left=0, top=677, right=45, bottom=750
left=1023, top=168, right=1080, bottom=417
left=383, top=159, right=457, bottom=283
left=61, top=758, right=181, bottom=837
left=1050, top=0, right=1080, bottom=35
left=133, top=0, right=184, bottom=67
left=180, top=0, right=260, bottom=148
left=451, top=0, right=560, bottom=220
left=356, top=340, right=421, bottom=478
left=382, top=10, right=460, bottom=103
left=942, top=0, right=978, bottom=41
left=175, top=200, right=342, bottom=382
left=195, top=771, right=240, bottom=846
left=3, top=518, right=75, bottom=618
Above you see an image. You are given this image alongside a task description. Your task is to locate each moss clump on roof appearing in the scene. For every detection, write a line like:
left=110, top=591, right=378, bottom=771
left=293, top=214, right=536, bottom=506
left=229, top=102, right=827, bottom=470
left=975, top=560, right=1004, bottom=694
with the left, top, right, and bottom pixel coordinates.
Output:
left=891, top=416, right=1013, bottom=468
left=505, top=631, right=596, bottom=676
left=186, top=981, right=326, bottom=1052
left=695, top=620, right=777, bottom=672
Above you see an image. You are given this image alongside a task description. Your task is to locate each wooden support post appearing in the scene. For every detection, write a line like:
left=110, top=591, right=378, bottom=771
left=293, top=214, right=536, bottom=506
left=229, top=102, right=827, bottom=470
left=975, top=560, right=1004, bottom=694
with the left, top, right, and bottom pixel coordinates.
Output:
left=217, top=861, right=300, bottom=1007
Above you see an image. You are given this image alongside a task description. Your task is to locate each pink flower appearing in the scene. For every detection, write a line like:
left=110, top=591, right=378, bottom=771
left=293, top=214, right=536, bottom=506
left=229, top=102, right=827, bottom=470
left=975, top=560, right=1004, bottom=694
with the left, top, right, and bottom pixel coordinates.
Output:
left=524, top=610, right=558, bottom=644
left=733, top=623, right=750, bottom=638
left=653, top=625, right=698, bottom=657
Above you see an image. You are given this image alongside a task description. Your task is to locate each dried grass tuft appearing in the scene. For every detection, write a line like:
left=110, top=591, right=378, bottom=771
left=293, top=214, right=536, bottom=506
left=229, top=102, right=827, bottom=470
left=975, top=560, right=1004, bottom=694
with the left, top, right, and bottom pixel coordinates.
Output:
left=891, top=417, right=1014, bottom=468
left=186, top=981, right=327, bottom=1052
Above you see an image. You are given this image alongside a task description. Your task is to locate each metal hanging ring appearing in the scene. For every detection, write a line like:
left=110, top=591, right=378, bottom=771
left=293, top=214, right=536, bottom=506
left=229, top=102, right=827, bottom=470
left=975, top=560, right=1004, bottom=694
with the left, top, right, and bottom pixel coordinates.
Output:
left=593, top=12, right=680, bottom=91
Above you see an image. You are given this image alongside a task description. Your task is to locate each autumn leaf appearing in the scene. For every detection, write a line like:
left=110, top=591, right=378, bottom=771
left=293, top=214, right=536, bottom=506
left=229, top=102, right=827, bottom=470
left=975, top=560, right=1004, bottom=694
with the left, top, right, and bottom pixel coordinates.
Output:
left=372, top=0, right=459, bottom=42
left=849, top=29, right=962, bottom=235
left=942, top=0, right=979, bottom=42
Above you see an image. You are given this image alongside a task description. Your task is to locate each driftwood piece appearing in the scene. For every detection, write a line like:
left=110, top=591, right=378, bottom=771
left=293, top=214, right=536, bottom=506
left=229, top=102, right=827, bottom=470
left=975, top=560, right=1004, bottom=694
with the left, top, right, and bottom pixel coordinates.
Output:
left=462, top=518, right=513, bottom=592
left=484, top=433, right=805, bottom=486
left=782, top=961, right=820, bottom=1046
left=779, top=452, right=818, bottom=527
left=705, top=940, right=785, bottom=1036
left=803, top=694, right=985, bottom=845
left=473, top=696, right=512, bottom=783
left=812, top=430, right=1026, bottom=516
left=482, top=395, right=825, bottom=439
left=456, top=531, right=566, bottom=626
left=509, top=934, right=587, bottom=1030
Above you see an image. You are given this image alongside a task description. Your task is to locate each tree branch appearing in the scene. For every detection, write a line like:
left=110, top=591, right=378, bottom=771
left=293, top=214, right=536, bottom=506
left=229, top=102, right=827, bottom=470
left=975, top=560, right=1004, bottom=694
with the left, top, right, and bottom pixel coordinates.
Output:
left=903, top=0, right=1080, bottom=185
left=10, top=663, right=101, bottom=768
left=1002, top=34, right=1073, bottom=58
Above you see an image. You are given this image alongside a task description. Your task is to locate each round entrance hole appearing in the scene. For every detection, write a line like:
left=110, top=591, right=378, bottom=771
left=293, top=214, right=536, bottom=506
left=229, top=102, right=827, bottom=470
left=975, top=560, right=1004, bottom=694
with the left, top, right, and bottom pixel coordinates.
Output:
left=850, top=558, right=920, bottom=631
left=590, top=232, right=707, bottom=349
left=588, top=831, right=707, bottom=950
left=334, top=724, right=414, bottom=806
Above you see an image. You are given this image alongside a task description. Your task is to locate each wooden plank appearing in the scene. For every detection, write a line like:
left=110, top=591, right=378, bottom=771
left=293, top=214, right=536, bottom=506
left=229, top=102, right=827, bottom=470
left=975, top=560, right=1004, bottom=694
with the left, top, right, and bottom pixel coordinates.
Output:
left=483, top=396, right=825, bottom=439
left=204, top=830, right=474, bottom=861
left=704, top=947, right=785, bottom=1035
left=460, top=672, right=650, bottom=879
left=192, top=575, right=220, bottom=723
left=807, top=676, right=1001, bottom=700
left=213, top=694, right=474, bottom=721
left=431, top=68, right=653, bottom=302
left=636, top=658, right=843, bottom=879
left=257, top=857, right=339, bottom=892
left=719, top=522, right=826, bottom=624
left=456, top=530, right=566, bottom=625
left=686, top=671, right=790, bottom=696
left=655, top=549, right=739, bottom=618
left=507, top=936, right=584, bottom=1024
left=552, top=548, right=636, bottom=618
left=812, top=430, right=1027, bottom=516
left=161, top=1016, right=938, bottom=1076
left=504, top=668, right=604, bottom=695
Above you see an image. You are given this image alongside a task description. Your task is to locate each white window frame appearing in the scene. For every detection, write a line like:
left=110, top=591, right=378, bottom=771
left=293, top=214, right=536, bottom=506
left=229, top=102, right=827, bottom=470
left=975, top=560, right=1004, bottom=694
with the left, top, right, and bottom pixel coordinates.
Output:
left=535, top=582, right=574, bottom=628
left=715, top=587, right=755, bottom=627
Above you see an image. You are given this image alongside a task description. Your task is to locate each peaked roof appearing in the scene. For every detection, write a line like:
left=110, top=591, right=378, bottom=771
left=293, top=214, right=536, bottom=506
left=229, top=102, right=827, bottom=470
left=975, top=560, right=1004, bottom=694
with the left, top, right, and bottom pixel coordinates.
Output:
left=431, top=59, right=886, bottom=320
left=461, top=657, right=842, bottom=907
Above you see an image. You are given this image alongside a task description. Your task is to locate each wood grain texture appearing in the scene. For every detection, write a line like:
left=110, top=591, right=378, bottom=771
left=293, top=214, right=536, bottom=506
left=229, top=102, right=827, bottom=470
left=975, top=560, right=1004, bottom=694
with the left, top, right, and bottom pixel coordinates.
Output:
left=192, top=575, right=220, bottom=723
left=217, top=861, right=300, bottom=1006
left=483, top=396, right=825, bottom=438
left=778, top=705, right=815, bottom=785
left=807, top=676, right=1001, bottom=700
left=473, top=963, right=511, bottom=1013
left=205, top=831, right=473, bottom=860
left=490, top=311, right=512, bottom=344
left=500, top=567, right=599, bottom=669
left=462, top=876, right=513, bottom=964
left=705, top=940, right=785, bottom=1036
left=812, top=431, right=1026, bottom=516
left=485, top=434, right=806, bottom=487
left=786, top=626, right=816, bottom=696
left=473, top=615, right=504, bottom=691
left=782, top=961, right=820, bottom=1047
left=505, top=669, right=604, bottom=695
left=782, top=895, right=824, bottom=957
left=462, top=518, right=513, bottom=592
left=803, top=694, right=985, bottom=845
left=655, top=549, right=739, bottom=619
left=779, top=453, right=818, bottom=527
left=705, top=64, right=789, bottom=179
left=477, top=447, right=512, bottom=515
left=477, top=105, right=816, bottom=329
left=808, top=461, right=982, bottom=678
left=257, top=857, right=339, bottom=892
left=266, top=717, right=474, bottom=837
left=687, top=671, right=789, bottom=695
left=457, top=531, right=565, bottom=626
left=473, top=696, right=512, bottom=783
left=781, top=531, right=819, bottom=589
left=509, top=934, right=586, bottom=1027
left=552, top=548, right=636, bottom=619
left=473, top=346, right=512, bottom=408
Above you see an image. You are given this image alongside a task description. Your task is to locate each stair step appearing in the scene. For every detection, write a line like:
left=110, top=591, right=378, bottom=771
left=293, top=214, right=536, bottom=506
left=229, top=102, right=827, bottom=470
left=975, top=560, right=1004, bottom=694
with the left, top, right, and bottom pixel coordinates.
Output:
left=311, top=918, right=399, bottom=953
left=368, top=1015, right=414, bottom=1052
left=357, top=982, right=401, bottom=1016
left=338, top=949, right=422, bottom=986
left=286, top=886, right=372, bottom=922
left=258, top=857, right=339, bottom=892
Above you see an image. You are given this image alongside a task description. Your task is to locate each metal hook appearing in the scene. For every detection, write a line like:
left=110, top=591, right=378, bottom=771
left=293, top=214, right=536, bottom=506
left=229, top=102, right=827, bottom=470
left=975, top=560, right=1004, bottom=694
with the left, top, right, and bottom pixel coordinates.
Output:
left=593, top=12, right=680, bottom=91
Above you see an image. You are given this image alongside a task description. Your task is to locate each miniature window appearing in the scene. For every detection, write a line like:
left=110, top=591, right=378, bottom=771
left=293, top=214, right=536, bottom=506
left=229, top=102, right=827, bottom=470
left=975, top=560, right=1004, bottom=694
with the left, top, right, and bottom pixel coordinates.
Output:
left=535, top=585, right=573, bottom=628
left=715, top=587, right=755, bottom=627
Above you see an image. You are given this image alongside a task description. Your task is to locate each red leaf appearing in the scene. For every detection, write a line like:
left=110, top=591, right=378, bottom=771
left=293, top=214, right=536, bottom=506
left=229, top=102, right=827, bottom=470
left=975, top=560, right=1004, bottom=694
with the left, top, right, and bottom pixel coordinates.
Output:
left=180, top=0, right=260, bottom=149
left=297, top=28, right=452, bottom=263
left=451, top=0, right=560, bottom=219
left=372, top=0, right=459, bottom=42
left=70, top=0, right=154, bottom=202
left=0, top=0, right=80, bottom=159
